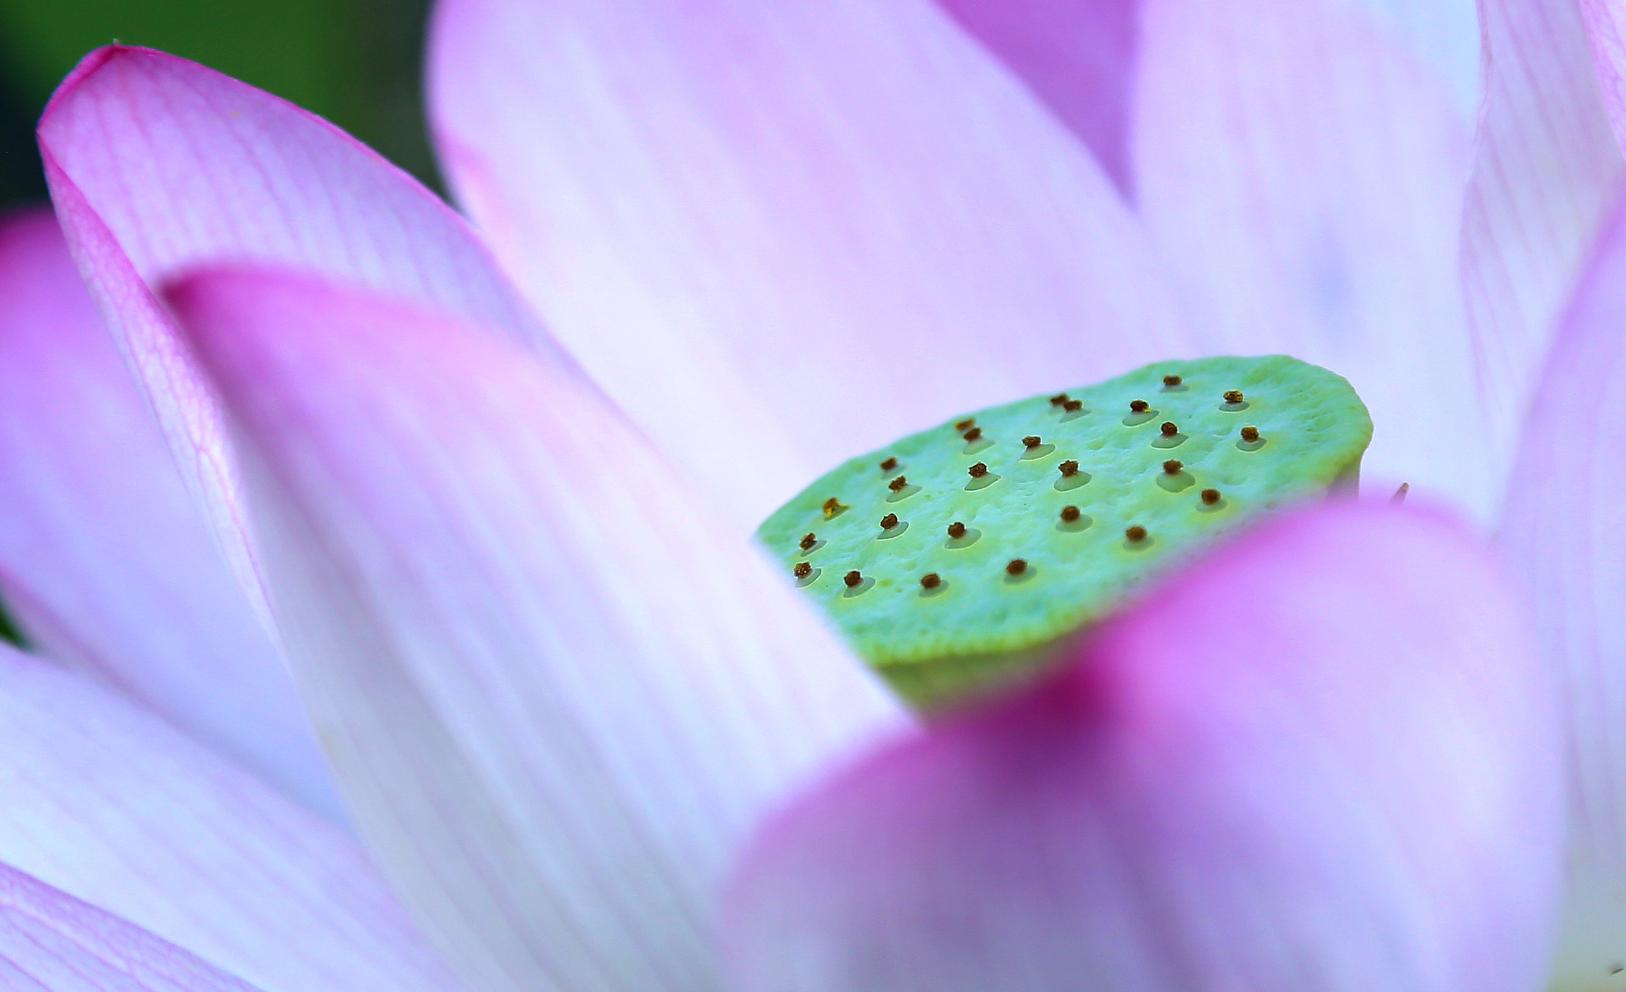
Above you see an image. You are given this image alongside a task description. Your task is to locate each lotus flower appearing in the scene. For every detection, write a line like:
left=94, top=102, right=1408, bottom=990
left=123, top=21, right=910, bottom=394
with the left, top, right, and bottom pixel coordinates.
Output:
left=0, top=0, right=1622, bottom=988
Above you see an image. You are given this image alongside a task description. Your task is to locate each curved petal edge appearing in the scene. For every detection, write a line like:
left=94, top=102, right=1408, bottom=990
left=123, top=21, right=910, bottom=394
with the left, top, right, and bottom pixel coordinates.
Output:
left=725, top=501, right=1562, bottom=992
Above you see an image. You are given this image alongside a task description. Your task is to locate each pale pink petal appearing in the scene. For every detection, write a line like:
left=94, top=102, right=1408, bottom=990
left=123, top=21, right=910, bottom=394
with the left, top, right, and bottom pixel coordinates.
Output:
left=1130, top=0, right=1481, bottom=509
left=0, top=644, right=455, bottom=991
left=0, top=864, right=261, bottom=992
left=1461, top=0, right=1623, bottom=495
left=37, top=46, right=545, bottom=612
left=1499, top=200, right=1626, bottom=989
left=1582, top=0, right=1626, bottom=155
left=1356, top=1, right=1482, bottom=110
left=164, top=266, right=908, bottom=991
left=725, top=502, right=1561, bottom=991
left=428, top=0, right=1199, bottom=523
left=0, top=207, right=338, bottom=818
left=933, top=0, right=1141, bottom=193
left=932, top=0, right=1481, bottom=200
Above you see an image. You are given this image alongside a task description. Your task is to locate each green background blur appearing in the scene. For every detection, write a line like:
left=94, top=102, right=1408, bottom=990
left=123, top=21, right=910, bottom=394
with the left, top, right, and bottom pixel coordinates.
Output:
left=0, top=0, right=440, bottom=210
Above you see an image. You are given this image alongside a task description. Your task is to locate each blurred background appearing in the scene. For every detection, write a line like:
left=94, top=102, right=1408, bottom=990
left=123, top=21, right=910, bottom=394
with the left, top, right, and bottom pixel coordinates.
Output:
left=0, top=0, right=440, bottom=211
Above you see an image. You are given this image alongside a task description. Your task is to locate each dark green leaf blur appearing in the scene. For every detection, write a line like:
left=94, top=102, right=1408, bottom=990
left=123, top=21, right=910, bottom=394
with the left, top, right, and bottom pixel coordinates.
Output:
left=0, top=0, right=440, bottom=209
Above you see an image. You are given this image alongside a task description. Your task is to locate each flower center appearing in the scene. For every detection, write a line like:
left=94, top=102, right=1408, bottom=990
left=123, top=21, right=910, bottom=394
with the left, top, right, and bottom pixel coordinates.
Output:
left=758, top=356, right=1372, bottom=708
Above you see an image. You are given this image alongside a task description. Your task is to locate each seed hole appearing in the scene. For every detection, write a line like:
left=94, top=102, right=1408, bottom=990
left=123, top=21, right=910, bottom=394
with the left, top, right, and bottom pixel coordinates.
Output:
left=1157, top=468, right=1195, bottom=493
left=1004, top=558, right=1034, bottom=583
left=966, top=464, right=1000, bottom=491
left=1054, top=470, right=1090, bottom=491
left=1151, top=425, right=1187, bottom=449
left=842, top=574, right=875, bottom=598
left=1057, top=506, right=1092, bottom=533
left=1123, top=403, right=1158, bottom=427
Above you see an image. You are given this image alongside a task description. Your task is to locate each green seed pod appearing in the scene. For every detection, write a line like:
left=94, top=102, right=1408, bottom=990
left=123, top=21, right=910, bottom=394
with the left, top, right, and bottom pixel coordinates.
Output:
left=758, top=355, right=1373, bottom=708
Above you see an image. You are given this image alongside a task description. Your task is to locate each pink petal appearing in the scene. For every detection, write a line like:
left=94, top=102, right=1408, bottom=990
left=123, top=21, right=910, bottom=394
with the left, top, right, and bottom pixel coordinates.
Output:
left=0, top=644, right=455, bottom=991
left=0, top=207, right=338, bottom=818
left=1582, top=0, right=1626, bottom=155
left=1354, top=1, right=1482, bottom=111
left=164, top=266, right=908, bottom=991
left=0, top=864, right=261, bottom=992
left=932, top=0, right=1141, bottom=193
left=724, top=502, right=1562, bottom=991
left=932, top=0, right=1481, bottom=201
left=1499, top=200, right=1626, bottom=988
left=1461, top=0, right=1623, bottom=493
left=1130, top=0, right=1481, bottom=509
left=427, top=0, right=1199, bottom=523
left=37, top=46, right=544, bottom=612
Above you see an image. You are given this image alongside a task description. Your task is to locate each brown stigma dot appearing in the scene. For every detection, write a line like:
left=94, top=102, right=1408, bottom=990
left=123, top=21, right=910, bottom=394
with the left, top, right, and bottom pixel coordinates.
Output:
left=799, top=532, right=816, bottom=551
left=822, top=497, right=845, bottom=519
left=1058, top=459, right=1080, bottom=477
left=920, top=572, right=942, bottom=590
left=880, top=456, right=898, bottom=472
left=1049, top=392, right=1070, bottom=407
left=1241, top=425, right=1261, bottom=442
left=1162, top=459, right=1183, bottom=475
left=1125, top=525, right=1148, bottom=543
left=1160, top=421, right=1179, bottom=437
left=954, top=417, right=976, bottom=432
left=888, top=475, right=909, bottom=492
left=793, top=561, right=812, bottom=579
left=947, top=521, right=967, bottom=539
left=963, top=426, right=983, bottom=442
left=968, top=461, right=989, bottom=478
left=1060, top=505, right=1081, bottom=522
left=843, top=570, right=863, bottom=588
left=1130, top=399, right=1149, bottom=413
left=1201, top=488, right=1221, bottom=505
left=880, top=512, right=899, bottom=530
left=1063, top=398, right=1083, bottom=412
left=1224, top=389, right=1244, bottom=404
left=1023, top=435, right=1043, bottom=449
left=1163, top=374, right=1183, bottom=387
left=1006, top=558, right=1028, bottom=576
